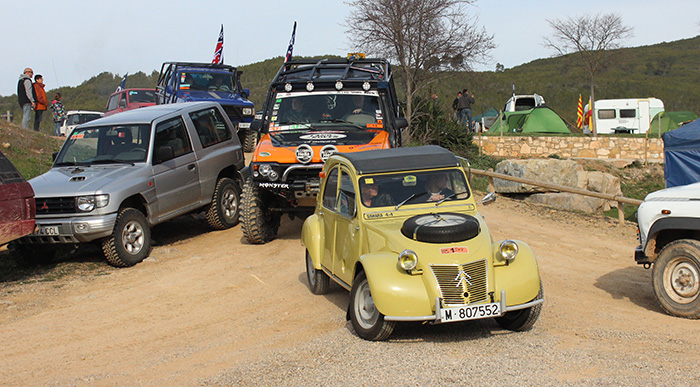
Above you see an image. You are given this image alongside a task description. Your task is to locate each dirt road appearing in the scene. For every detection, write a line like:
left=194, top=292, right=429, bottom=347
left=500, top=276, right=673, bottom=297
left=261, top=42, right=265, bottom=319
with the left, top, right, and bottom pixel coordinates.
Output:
left=1, top=196, right=699, bottom=386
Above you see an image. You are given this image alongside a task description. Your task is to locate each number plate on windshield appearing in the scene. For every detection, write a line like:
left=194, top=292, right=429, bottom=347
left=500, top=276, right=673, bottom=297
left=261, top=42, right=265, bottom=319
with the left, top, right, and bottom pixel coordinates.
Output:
left=440, top=302, right=501, bottom=323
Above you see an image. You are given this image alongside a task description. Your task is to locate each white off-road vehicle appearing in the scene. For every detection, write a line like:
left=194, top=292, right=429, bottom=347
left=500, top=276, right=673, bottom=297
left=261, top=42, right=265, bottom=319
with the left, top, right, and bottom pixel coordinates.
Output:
left=635, top=182, right=700, bottom=318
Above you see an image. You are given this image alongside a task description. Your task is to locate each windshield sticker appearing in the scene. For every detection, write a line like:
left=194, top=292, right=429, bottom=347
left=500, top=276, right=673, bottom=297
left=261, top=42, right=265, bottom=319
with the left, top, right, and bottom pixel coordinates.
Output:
left=367, top=123, right=383, bottom=128
left=180, top=74, right=186, bottom=82
left=70, top=133, right=85, bottom=139
left=403, top=175, right=417, bottom=186
left=269, top=125, right=281, bottom=131
left=364, top=178, right=374, bottom=184
left=299, top=133, right=347, bottom=140
left=275, top=99, right=282, bottom=103
left=273, top=103, right=280, bottom=110
left=440, top=247, right=469, bottom=254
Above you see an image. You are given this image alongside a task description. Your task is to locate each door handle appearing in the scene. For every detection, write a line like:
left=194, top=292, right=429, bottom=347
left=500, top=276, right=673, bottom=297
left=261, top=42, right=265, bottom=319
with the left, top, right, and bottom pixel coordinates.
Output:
left=188, top=164, right=196, bottom=171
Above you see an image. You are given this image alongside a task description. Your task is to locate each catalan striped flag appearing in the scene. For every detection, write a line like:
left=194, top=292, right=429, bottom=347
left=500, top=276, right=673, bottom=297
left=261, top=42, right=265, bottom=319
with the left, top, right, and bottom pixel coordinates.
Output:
left=576, top=94, right=583, bottom=128
left=212, top=25, right=224, bottom=64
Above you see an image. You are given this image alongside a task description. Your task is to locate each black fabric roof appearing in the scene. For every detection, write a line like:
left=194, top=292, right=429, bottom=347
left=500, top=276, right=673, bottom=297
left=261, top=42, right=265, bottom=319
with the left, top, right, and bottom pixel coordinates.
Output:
left=339, top=146, right=460, bottom=175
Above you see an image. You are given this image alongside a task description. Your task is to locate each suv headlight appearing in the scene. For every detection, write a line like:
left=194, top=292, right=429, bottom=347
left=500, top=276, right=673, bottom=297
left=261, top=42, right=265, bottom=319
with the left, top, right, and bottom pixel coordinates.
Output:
left=398, top=250, right=418, bottom=271
left=242, top=107, right=254, bottom=116
left=77, top=194, right=110, bottom=212
left=254, top=163, right=280, bottom=182
left=499, top=240, right=519, bottom=262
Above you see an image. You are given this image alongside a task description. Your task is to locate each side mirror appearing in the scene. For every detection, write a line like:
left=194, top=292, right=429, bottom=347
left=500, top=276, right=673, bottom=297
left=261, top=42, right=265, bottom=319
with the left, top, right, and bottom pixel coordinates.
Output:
left=396, top=117, right=409, bottom=129
left=156, top=145, right=175, bottom=163
left=250, top=120, right=262, bottom=132
left=243, top=89, right=250, bottom=99
left=52, top=151, right=58, bottom=161
left=480, top=191, right=497, bottom=206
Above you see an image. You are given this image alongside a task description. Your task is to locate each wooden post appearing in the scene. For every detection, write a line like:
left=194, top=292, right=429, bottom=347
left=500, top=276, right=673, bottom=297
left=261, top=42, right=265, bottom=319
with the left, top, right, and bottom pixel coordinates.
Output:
left=479, top=117, right=483, bottom=155
left=499, top=110, right=503, bottom=137
left=617, top=201, right=625, bottom=224
left=488, top=176, right=495, bottom=193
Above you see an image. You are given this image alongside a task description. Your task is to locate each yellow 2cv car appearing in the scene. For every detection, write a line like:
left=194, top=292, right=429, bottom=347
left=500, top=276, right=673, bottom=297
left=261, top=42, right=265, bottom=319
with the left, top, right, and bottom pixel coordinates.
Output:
left=301, top=145, right=543, bottom=340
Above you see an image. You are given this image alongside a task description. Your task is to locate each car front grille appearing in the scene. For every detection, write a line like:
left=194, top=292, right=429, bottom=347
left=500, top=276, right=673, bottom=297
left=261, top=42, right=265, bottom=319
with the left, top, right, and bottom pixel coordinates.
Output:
left=431, top=259, right=488, bottom=306
left=35, top=197, right=76, bottom=215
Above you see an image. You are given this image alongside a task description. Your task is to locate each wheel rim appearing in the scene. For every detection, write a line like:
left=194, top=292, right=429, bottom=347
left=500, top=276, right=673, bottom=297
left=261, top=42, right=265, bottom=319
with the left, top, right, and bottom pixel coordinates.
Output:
left=353, top=279, right=379, bottom=329
left=306, top=256, right=316, bottom=286
left=121, top=220, right=145, bottom=255
left=221, top=187, right=238, bottom=220
left=663, top=256, right=700, bottom=304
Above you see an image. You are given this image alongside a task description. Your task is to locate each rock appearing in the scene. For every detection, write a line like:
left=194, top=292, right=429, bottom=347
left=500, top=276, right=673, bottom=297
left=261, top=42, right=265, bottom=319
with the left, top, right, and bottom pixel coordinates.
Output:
left=494, top=159, right=580, bottom=193
left=525, top=192, right=609, bottom=213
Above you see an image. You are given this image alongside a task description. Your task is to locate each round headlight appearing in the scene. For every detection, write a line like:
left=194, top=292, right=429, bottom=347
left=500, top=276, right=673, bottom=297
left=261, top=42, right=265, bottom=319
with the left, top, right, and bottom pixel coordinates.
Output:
left=259, top=164, right=272, bottom=176
left=268, top=170, right=279, bottom=181
left=77, top=196, right=96, bottom=212
left=499, top=240, right=519, bottom=261
left=398, top=250, right=418, bottom=271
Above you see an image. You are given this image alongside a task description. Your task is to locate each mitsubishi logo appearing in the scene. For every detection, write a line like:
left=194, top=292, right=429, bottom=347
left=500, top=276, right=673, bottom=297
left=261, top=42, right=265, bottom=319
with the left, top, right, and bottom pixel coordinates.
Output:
left=454, top=270, right=472, bottom=287
left=41, top=201, right=49, bottom=210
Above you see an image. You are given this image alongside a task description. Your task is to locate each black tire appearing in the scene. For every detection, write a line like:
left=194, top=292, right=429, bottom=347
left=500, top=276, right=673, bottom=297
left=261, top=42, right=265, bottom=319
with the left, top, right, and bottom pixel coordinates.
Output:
left=242, top=130, right=257, bottom=153
left=494, top=284, right=543, bottom=331
left=349, top=271, right=395, bottom=341
left=306, top=251, right=330, bottom=295
left=9, top=243, right=56, bottom=267
left=102, top=208, right=151, bottom=268
left=206, top=177, right=240, bottom=230
left=401, top=212, right=480, bottom=243
left=652, top=239, right=700, bottom=319
left=240, top=178, right=280, bottom=244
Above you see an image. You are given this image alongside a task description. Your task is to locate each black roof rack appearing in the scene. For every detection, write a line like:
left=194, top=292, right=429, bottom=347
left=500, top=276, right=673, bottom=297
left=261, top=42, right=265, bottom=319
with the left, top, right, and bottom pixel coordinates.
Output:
left=272, top=58, right=391, bottom=86
left=339, top=146, right=460, bottom=175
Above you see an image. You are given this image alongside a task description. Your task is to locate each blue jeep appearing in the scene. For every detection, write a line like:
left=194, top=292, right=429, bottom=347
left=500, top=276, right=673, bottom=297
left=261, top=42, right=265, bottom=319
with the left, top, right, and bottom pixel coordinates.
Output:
left=155, top=62, right=257, bottom=151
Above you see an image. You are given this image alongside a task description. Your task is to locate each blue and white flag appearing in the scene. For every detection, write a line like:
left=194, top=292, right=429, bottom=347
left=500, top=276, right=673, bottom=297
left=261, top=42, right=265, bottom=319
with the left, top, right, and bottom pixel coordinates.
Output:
left=212, top=24, right=224, bottom=64
left=115, top=73, right=127, bottom=92
left=284, top=22, right=297, bottom=63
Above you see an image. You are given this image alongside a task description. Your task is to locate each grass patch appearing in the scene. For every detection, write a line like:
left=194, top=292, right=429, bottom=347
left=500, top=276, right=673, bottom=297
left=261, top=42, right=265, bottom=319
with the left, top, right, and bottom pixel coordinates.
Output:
left=0, top=121, right=64, bottom=179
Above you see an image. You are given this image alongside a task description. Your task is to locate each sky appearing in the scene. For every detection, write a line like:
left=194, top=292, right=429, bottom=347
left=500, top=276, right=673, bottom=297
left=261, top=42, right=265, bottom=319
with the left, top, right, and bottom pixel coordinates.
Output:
left=1, top=0, right=698, bottom=98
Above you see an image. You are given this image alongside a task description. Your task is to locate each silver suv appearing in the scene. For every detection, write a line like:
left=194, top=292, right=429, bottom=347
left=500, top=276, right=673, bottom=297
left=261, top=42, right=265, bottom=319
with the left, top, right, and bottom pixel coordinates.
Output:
left=15, top=102, right=247, bottom=267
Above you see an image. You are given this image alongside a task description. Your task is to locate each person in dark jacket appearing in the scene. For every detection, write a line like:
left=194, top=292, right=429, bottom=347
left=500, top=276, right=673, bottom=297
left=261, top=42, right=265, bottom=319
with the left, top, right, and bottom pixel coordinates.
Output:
left=457, top=88, right=475, bottom=132
left=17, top=68, right=36, bottom=129
left=33, top=74, right=48, bottom=132
left=451, top=91, right=462, bottom=120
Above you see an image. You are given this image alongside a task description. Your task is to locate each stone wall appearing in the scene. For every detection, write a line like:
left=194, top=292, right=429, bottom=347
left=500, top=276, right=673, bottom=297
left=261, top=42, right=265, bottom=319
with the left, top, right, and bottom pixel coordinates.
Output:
left=477, top=136, right=664, bottom=160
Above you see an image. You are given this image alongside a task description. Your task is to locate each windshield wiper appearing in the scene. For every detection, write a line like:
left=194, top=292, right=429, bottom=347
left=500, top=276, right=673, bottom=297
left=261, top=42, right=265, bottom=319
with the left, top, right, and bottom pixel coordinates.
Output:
left=435, top=193, right=458, bottom=206
left=54, top=161, right=80, bottom=167
left=395, top=191, right=427, bottom=210
left=277, top=121, right=311, bottom=127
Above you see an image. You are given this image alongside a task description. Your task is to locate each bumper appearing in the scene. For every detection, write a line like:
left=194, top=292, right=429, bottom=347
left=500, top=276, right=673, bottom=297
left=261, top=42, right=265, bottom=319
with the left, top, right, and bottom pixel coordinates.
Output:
left=19, top=213, right=118, bottom=244
left=635, top=244, right=649, bottom=264
left=384, top=290, right=544, bottom=324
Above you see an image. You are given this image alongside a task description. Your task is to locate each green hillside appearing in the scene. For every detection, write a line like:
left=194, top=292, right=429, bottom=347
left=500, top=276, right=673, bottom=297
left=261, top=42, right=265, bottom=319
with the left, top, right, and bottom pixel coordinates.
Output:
left=2, top=36, right=699, bottom=131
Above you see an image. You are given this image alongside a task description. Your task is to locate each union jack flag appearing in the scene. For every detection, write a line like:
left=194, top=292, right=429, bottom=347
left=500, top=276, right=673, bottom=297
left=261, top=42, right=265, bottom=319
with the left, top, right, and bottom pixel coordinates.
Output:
left=212, top=25, right=224, bottom=64
left=284, top=22, right=297, bottom=63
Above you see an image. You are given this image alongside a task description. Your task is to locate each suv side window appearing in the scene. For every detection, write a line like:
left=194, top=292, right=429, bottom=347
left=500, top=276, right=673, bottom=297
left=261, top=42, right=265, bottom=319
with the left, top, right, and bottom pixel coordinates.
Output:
left=107, top=94, right=119, bottom=111
left=338, top=168, right=356, bottom=217
left=189, top=108, right=232, bottom=148
left=153, top=117, right=192, bottom=163
left=322, top=168, right=339, bottom=210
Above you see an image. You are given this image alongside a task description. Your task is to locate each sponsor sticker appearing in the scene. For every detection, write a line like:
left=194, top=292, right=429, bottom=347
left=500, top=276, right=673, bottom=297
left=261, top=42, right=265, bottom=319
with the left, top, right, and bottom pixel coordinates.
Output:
left=364, top=178, right=374, bottom=184
left=403, top=175, right=417, bottom=186
left=71, top=133, right=84, bottom=139
left=259, top=152, right=271, bottom=157
left=299, top=133, right=347, bottom=140
left=440, top=247, right=469, bottom=254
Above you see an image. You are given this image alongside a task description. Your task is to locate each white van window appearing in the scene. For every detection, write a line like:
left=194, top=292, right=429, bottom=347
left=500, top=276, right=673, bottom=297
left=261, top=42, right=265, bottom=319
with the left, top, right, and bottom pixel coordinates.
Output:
left=620, top=109, right=636, bottom=118
left=598, top=109, right=616, bottom=119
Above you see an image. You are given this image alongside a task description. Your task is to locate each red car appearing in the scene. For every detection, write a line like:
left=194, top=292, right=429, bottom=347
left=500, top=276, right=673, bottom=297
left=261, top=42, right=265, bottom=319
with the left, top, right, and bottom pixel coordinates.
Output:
left=0, top=151, right=35, bottom=246
left=104, top=88, right=156, bottom=117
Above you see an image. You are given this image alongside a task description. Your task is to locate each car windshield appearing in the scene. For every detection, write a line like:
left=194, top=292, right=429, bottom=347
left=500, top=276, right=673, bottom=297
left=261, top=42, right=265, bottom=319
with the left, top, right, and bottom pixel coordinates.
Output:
left=359, top=169, right=470, bottom=208
left=128, top=89, right=155, bottom=103
left=178, top=71, right=235, bottom=92
left=269, top=91, right=381, bottom=131
left=67, top=113, right=102, bottom=126
left=55, top=124, right=151, bottom=165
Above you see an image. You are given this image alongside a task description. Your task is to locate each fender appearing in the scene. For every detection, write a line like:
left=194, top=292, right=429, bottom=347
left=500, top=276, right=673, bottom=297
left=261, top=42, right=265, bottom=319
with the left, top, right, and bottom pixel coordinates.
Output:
left=643, top=217, right=700, bottom=260
left=359, top=252, right=433, bottom=317
left=301, top=214, right=323, bottom=268
left=491, top=240, right=541, bottom=306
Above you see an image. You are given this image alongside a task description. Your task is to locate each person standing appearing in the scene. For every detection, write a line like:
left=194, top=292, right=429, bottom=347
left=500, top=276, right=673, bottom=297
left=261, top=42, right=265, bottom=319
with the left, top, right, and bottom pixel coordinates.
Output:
left=50, top=92, right=67, bottom=136
left=33, top=74, right=47, bottom=132
left=17, top=68, right=36, bottom=129
left=457, top=88, right=475, bottom=132
left=451, top=91, right=462, bottom=120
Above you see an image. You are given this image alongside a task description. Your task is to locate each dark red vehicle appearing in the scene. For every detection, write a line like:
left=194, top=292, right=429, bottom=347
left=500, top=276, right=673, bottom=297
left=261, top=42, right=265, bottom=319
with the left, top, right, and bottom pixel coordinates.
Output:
left=0, top=151, right=35, bottom=245
left=104, top=88, right=156, bottom=117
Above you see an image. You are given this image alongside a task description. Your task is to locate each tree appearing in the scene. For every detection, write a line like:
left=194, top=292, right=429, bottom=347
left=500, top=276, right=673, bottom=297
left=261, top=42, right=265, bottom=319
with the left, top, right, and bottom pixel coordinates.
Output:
left=543, top=13, right=633, bottom=136
left=345, top=0, right=494, bottom=140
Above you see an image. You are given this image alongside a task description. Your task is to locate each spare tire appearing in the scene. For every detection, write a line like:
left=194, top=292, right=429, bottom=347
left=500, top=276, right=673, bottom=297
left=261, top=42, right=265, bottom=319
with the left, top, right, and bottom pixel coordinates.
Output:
left=401, top=213, right=480, bottom=243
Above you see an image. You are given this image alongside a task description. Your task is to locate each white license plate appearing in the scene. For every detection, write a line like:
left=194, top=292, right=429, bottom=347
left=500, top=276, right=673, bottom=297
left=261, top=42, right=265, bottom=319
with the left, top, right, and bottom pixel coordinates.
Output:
left=440, top=302, right=501, bottom=323
left=239, top=122, right=251, bottom=129
left=33, top=225, right=59, bottom=236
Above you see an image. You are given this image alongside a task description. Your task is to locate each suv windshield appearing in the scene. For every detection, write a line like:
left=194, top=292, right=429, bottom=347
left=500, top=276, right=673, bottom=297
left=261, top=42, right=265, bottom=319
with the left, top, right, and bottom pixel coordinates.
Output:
left=179, top=71, right=235, bottom=92
left=56, top=125, right=151, bottom=165
left=271, top=91, right=381, bottom=130
left=359, top=169, right=470, bottom=208
left=129, top=89, right=155, bottom=103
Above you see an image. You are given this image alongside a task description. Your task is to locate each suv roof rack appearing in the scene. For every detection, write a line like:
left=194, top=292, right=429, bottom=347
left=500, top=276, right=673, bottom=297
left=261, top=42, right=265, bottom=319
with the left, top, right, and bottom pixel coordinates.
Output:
left=272, top=58, right=391, bottom=86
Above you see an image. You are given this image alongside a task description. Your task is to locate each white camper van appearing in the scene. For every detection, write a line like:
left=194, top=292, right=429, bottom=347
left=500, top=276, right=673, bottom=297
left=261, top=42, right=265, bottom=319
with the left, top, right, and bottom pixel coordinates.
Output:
left=585, top=98, right=664, bottom=134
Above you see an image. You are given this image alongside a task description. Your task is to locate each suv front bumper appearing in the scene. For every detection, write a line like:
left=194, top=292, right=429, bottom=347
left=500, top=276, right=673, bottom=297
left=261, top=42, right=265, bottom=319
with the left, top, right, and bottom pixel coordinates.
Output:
left=19, top=213, right=118, bottom=244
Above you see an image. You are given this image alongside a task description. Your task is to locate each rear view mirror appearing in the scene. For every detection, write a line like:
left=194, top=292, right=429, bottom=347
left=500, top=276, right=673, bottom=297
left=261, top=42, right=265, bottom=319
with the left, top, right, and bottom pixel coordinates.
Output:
left=250, top=120, right=262, bottom=132
left=396, top=117, right=408, bottom=129
left=156, top=145, right=175, bottom=163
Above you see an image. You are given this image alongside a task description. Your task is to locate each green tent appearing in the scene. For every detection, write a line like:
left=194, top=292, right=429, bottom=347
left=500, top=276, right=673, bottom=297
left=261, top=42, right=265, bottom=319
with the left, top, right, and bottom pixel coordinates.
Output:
left=648, top=111, right=698, bottom=135
left=487, top=106, right=570, bottom=134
